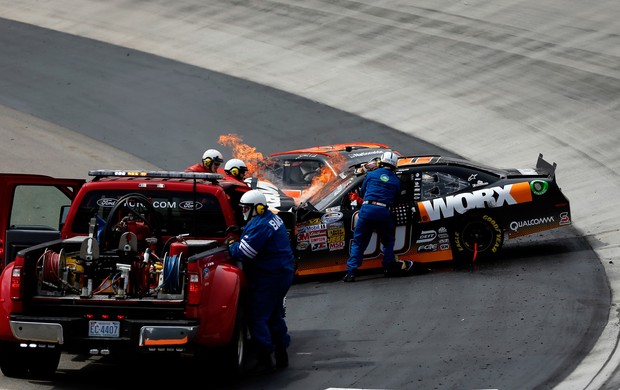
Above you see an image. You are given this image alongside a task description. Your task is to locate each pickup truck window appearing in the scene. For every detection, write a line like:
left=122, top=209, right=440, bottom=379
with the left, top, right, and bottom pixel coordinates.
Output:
left=71, top=190, right=227, bottom=237
left=10, top=185, right=71, bottom=230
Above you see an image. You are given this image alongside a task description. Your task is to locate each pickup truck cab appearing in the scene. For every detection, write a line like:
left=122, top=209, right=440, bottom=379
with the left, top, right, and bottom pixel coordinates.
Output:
left=0, top=170, right=264, bottom=378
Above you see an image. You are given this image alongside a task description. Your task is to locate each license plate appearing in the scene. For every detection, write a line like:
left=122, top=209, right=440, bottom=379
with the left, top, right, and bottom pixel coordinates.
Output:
left=88, top=320, right=120, bottom=338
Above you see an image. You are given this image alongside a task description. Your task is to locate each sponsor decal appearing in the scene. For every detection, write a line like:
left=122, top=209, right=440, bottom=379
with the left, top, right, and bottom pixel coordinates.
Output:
left=439, top=238, right=449, bottom=244
left=349, top=150, right=384, bottom=159
left=311, top=242, right=327, bottom=251
left=152, top=201, right=177, bottom=209
left=510, top=216, right=555, bottom=232
left=203, top=268, right=209, bottom=278
left=322, top=212, right=343, bottom=224
left=417, top=243, right=438, bottom=252
left=380, top=174, right=389, bottom=182
left=418, top=182, right=532, bottom=222
left=298, top=232, right=310, bottom=241
left=328, top=227, right=345, bottom=238
left=328, top=233, right=345, bottom=243
left=440, top=243, right=450, bottom=250
left=328, top=221, right=344, bottom=229
left=297, top=241, right=310, bottom=251
left=559, top=212, right=571, bottom=225
left=416, top=230, right=437, bottom=243
left=298, top=224, right=327, bottom=233
left=530, top=180, right=549, bottom=195
left=310, top=236, right=327, bottom=244
left=309, top=230, right=326, bottom=237
left=96, top=197, right=179, bottom=210
left=96, top=198, right=117, bottom=207
left=329, top=241, right=345, bottom=251
left=179, top=201, right=202, bottom=210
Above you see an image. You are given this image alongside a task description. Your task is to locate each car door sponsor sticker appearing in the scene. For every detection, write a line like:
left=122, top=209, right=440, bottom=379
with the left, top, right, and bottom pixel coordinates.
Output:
left=321, top=212, right=343, bottom=224
left=418, top=182, right=532, bottom=222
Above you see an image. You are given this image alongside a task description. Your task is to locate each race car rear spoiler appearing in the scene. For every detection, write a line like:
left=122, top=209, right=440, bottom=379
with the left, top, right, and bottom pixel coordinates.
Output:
left=536, top=153, right=557, bottom=178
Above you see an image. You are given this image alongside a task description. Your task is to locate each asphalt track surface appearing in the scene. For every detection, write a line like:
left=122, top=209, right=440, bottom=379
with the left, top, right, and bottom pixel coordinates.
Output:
left=0, top=1, right=619, bottom=389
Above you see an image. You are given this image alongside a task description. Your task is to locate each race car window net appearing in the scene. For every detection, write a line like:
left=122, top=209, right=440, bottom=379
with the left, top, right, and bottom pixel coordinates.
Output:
left=419, top=172, right=470, bottom=199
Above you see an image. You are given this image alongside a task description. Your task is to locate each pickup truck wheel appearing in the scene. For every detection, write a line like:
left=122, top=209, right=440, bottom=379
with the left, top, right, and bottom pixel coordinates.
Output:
left=27, top=346, right=61, bottom=378
left=219, top=306, right=250, bottom=376
left=0, top=342, right=29, bottom=378
left=0, top=342, right=60, bottom=378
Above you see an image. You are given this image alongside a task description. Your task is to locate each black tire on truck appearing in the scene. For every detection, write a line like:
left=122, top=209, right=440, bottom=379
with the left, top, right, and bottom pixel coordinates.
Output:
left=219, top=305, right=251, bottom=376
left=0, top=341, right=61, bottom=378
left=193, top=303, right=251, bottom=381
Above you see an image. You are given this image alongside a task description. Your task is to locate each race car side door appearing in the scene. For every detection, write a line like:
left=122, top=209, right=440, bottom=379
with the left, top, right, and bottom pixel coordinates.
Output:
left=0, top=174, right=84, bottom=269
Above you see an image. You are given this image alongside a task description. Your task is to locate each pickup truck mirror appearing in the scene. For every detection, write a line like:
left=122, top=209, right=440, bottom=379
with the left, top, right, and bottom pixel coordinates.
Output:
left=58, top=205, right=71, bottom=231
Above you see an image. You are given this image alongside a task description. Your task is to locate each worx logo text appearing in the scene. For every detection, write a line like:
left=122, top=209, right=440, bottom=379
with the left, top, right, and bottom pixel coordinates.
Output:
left=418, top=182, right=532, bottom=221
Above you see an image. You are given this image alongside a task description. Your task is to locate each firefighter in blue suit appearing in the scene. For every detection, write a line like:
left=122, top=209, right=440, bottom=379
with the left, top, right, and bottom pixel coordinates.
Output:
left=343, top=151, right=413, bottom=282
left=227, top=189, right=294, bottom=373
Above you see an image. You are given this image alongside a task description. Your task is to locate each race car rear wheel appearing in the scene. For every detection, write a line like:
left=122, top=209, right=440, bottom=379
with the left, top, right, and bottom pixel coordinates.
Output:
left=452, top=215, right=503, bottom=267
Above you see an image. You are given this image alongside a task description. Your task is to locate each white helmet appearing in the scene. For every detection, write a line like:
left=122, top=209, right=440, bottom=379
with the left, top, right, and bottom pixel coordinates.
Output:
left=380, top=151, right=398, bottom=169
left=201, top=149, right=224, bottom=172
left=224, top=159, right=248, bottom=178
left=239, top=189, right=267, bottom=221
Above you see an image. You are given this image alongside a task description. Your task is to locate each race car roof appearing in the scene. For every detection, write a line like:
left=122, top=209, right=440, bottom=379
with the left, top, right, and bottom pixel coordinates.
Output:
left=270, top=142, right=392, bottom=157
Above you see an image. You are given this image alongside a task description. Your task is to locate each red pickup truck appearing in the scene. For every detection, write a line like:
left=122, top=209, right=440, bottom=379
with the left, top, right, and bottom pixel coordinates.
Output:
left=0, top=170, right=280, bottom=378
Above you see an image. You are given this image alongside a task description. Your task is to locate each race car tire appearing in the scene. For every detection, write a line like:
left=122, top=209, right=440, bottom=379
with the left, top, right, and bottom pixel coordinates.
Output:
left=451, top=214, right=503, bottom=267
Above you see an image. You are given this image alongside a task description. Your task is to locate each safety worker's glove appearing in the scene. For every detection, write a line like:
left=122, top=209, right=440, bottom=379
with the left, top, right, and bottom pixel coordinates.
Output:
left=224, top=237, right=236, bottom=249
left=225, top=225, right=242, bottom=235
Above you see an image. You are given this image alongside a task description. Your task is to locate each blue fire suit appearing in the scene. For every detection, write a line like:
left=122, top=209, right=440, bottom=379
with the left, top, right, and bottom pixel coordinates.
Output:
left=228, top=210, right=295, bottom=354
left=345, top=166, right=401, bottom=274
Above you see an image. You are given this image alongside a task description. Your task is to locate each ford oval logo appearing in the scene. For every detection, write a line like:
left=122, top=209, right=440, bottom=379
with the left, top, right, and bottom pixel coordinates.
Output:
left=179, top=201, right=203, bottom=210
left=96, top=198, right=118, bottom=207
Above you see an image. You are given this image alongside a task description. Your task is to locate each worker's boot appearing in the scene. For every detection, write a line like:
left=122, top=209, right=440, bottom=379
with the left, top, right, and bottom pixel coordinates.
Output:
left=384, top=260, right=414, bottom=277
left=275, top=348, right=289, bottom=368
left=249, top=350, right=275, bottom=376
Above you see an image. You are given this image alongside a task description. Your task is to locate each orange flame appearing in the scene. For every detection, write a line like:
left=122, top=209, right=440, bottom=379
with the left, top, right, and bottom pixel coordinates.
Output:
left=218, top=134, right=266, bottom=176
left=218, top=134, right=353, bottom=206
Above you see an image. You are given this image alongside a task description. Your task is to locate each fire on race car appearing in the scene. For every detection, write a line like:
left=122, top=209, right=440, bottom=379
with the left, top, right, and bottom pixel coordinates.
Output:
left=291, top=153, right=572, bottom=277
left=259, top=142, right=400, bottom=200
